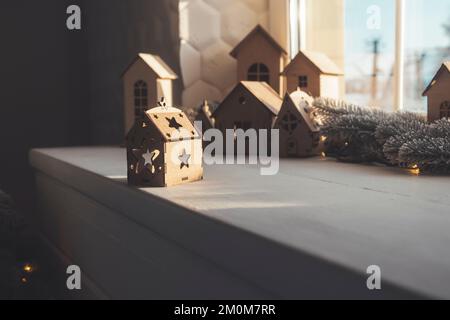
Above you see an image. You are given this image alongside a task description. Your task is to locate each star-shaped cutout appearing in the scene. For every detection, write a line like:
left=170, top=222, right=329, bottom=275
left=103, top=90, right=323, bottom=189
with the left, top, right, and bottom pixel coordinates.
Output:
left=166, top=116, right=183, bottom=131
left=178, top=149, right=191, bottom=169
left=132, top=147, right=160, bottom=174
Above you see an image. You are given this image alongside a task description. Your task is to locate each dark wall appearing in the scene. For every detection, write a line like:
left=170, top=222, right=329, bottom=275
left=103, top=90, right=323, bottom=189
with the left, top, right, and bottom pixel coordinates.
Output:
left=83, top=0, right=181, bottom=144
left=0, top=0, right=181, bottom=211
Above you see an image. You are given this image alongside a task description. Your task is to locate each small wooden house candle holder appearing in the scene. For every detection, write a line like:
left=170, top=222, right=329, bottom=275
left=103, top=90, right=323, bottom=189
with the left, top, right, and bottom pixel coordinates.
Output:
left=274, top=90, right=321, bottom=158
left=423, top=62, right=450, bottom=122
left=126, top=98, right=203, bottom=187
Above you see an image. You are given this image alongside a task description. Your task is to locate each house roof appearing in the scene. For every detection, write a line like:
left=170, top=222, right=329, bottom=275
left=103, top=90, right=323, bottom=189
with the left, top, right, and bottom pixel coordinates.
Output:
left=285, top=90, right=320, bottom=132
left=422, top=62, right=450, bottom=96
left=240, top=81, right=283, bottom=115
left=144, top=106, right=200, bottom=142
left=122, top=53, right=178, bottom=79
left=282, top=50, right=343, bottom=76
left=230, top=25, right=287, bottom=58
left=213, top=81, right=283, bottom=117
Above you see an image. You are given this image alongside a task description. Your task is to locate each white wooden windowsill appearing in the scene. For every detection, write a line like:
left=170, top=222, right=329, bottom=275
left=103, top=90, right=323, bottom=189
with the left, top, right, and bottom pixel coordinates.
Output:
left=29, top=147, right=450, bottom=299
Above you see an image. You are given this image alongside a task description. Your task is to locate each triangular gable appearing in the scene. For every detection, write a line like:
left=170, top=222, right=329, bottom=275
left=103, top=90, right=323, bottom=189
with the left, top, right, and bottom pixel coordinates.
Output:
left=285, top=90, right=320, bottom=132
left=145, top=106, right=199, bottom=142
left=240, top=81, right=283, bottom=115
left=122, top=53, right=178, bottom=79
left=283, top=51, right=343, bottom=76
left=230, top=25, right=287, bottom=58
left=213, top=81, right=282, bottom=117
left=423, top=62, right=450, bottom=96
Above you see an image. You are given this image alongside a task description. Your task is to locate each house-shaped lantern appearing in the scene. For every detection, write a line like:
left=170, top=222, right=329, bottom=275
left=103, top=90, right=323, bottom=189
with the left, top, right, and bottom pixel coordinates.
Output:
left=274, top=90, right=321, bottom=157
left=213, top=81, right=282, bottom=132
left=122, top=53, right=178, bottom=135
left=230, top=25, right=288, bottom=96
left=212, top=81, right=282, bottom=155
left=422, top=62, right=450, bottom=122
left=282, top=50, right=343, bottom=99
left=126, top=98, right=203, bottom=187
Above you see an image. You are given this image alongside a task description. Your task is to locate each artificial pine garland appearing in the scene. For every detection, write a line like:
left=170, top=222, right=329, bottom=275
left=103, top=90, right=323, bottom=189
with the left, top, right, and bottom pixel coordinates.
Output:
left=314, top=98, right=450, bottom=174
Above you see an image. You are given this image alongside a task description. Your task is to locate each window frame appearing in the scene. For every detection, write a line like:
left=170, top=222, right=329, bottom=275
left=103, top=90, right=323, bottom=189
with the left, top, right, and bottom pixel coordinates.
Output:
left=440, top=101, right=450, bottom=119
left=134, top=80, right=148, bottom=118
left=288, top=0, right=406, bottom=111
left=298, top=75, right=308, bottom=88
left=247, top=63, right=271, bottom=84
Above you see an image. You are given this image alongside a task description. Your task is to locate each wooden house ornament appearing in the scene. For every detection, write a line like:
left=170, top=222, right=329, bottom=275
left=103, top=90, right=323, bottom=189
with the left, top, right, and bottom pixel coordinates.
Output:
left=213, top=81, right=282, bottom=133
left=126, top=98, right=203, bottom=187
left=213, top=81, right=282, bottom=155
left=122, top=53, right=178, bottom=135
left=282, top=50, right=343, bottom=99
left=230, top=25, right=288, bottom=96
left=274, top=90, right=321, bottom=157
left=422, top=62, right=450, bottom=122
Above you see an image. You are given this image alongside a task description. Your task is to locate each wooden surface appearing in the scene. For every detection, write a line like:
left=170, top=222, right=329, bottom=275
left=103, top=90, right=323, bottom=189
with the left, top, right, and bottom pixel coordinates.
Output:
left=29, top=147, right=450, bottom=299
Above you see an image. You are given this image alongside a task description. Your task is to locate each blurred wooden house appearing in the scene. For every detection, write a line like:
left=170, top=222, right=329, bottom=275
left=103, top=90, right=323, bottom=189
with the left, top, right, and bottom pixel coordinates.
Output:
left=213, top=81, right=282, bottom=155
left=423, top=62, right=450, bottom=122
left=230, top=25, right=288, bottom=96
left=274, top=90, right=321, bottom=157
left=282, top=51, right=343, bottom=99
left=122, top=53, right=178, bottom=134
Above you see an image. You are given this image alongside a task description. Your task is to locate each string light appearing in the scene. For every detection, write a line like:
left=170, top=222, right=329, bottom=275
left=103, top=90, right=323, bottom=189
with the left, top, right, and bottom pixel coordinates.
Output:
left=320, top=136, right=327, bottom=142
left=409, top=165, right=420, bottom=175
left=20, top=277, right=27, bottom=284
left=23, top=263, right=33, bottom=273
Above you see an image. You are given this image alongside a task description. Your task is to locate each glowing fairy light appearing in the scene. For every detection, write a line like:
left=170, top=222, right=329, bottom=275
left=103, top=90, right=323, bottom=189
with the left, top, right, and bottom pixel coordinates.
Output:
left=409, top=165, right=420, bottom=175
left=23, top=263, right=33, bottom=273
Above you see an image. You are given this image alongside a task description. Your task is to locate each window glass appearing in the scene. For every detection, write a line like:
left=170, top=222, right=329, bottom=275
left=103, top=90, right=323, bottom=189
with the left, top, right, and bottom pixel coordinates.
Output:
left=298, top=76, right=308, bottom=88
left=345, top=0, right=395, bottom=109
left=134, top=80, right=148, bottom=119
left=260, top=64, right=269, bottom=73
left=441, top=101, right=450, bottom=119
left=404, top=0, right=450, bottom=112
left=344, top=0, right=450, bottom=112
left=247, top=63, right=270, bottom=83
left=249, top=64, right=258, bottom=73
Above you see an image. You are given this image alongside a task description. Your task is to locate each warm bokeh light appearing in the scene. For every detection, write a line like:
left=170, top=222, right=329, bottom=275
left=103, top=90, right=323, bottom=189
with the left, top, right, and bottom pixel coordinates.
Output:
left=23, top=264, right=33, bottom=273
